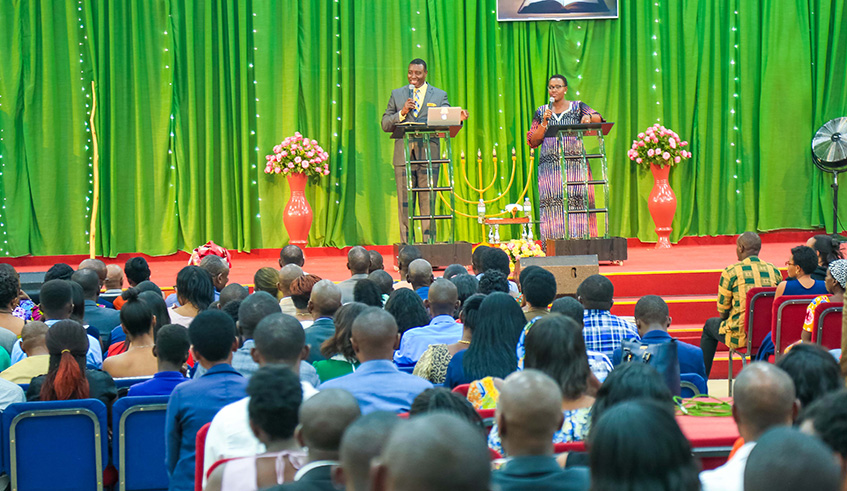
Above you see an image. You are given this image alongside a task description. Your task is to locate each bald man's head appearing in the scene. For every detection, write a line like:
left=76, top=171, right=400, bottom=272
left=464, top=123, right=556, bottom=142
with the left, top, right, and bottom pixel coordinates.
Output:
left=79, top=258, right=107, bottom=287
left=350, top=307, right=398, bottom=362
left=425, top=278, right=459, bottom=316
left=277, top=264, right=304, bottom=296
left=309, top=279, right=342, bottom=317
left=339, top=412, right=400, bottom=491
left=407, top=259, right=433, bottom=289
left=105, top=264, right=123, bottom=290
left=21, top=321, right=48, bottom=355
left=347, top=246, right=370, bottom=275
left=373, top=413, right=490, bottom=491
left=497, top=370, right=564, bottom=456
left=733, top=363, right=798, bottom=441
left=297, top=389, right=361, bottom=460
left=737, top=232, right=762, bottom=260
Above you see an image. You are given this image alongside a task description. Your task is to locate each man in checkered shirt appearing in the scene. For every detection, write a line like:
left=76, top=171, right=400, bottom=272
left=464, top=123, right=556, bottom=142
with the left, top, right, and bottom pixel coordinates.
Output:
left=577, top=274, right=639, bottom=358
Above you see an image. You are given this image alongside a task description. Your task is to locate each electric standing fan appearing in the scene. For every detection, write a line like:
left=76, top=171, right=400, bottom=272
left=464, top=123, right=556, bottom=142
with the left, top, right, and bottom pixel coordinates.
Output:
left=812, top=117, right=847, bottom=232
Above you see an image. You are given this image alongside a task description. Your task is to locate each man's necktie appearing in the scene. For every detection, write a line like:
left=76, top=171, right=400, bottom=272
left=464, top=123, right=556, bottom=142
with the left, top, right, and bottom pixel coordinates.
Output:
left=412, top=88, right=421, bottom=118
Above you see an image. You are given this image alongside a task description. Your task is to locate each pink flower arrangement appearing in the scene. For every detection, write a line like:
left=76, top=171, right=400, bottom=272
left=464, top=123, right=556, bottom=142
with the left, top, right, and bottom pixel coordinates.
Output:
left=499, top=239, right=545, bottom=272
left=264, top=132, right=331, bottom=178
left=627, top=124, right=692, bottom=169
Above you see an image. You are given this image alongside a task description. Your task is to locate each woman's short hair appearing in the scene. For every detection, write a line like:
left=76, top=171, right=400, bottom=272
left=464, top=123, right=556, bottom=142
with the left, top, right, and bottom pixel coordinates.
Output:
left=524, top=314, right=591, bottom=400
left=589, top=399, right=700, bottom=491
left=590, top=362, right=673, bottom=428
left=322, top=302, right=368, bottom=360
left=353, top=279, right=384, bottom=307
left=549, top=74, right=568, bottom=87
left=175, top=266, right=215, bottom=311
left=776, top=344, right=842, bottom=408
left=792, top=246, right=820, bottom=275
left=0, top=266, right=20, bottom=308
left=248, top=365, right=303, bottom=440
left=463, top=292, right=524, bottom=381
left=410, top=387, right=485, bottom=435
left=384, top=288, right=430, bottom=336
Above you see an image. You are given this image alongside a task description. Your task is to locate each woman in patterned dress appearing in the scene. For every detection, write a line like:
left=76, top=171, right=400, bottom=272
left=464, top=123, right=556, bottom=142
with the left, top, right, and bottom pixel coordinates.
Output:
left=527, top=75, right=604, bottom=241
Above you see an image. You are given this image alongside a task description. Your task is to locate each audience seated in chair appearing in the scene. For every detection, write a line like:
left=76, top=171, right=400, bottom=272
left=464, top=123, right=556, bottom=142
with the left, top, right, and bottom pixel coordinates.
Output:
left=699, top=362, right=799, bottom=491
left=126, top=324, right=189, bottom=397
left=368, top=250, right=384, bottom=274
left=78, top=257, right=111, bottom=306
left=72, top=268, right=120, bottom=347
left=371, top=413, right=491, bottom=491
left=320, top=307, right=432, bottom=414
left=103, top=288, right=158, bottom=378
left=290, top=274, right=322, bottom=329
left=0, top=264, right=25, bottom=337
left=353, top=278, right=384, bottom=307
left=394, top=278, right=461, bottom=366
left=491, top=370, right=590, bottom=491
left=108, top=290, right=170, bottom=356
left=700, top=232, right=783, bottom=377
left=218, top=283, right=248, bottom=310
left=775, top=343, right=842, bottom=409
left=205, top=365, right=308, bottom=491
left=1, top=321, right=49, bottom=383
left=100, top=263, right=124, bottom=304
left=414, top=294, right=483, bottom=384
left=368, top=270, right=394, bottom=303
left=113, top=257, right=151, bottom=310
left=478, top=269, right=510, bottom=295
left=338, top=246, right=370, bottom=304
left=165, top=255, right=228, bottom=308
left=203, top=313, right=319, bottom=482
left=165, top=309, right=247, bottom=491
left=800, top=259, right=846, bottom=343
left=775, top=245, right=828, bottom=299
left=393, top=245, right=422, bottom=291
left=268, top=389, right=362, bottom=490
left=314, top=302, right=365, bottom=383
left=743, top=427, right=841, bottom=491
left=384, top=288, right=430, bottom=339
left=521, top=267, right=557, bottom=322
left=807, top=234, right=844, bottom=281
left=305, top=280, right=342, bottom=363
left=278, top=264, right=305, bottom=316
left=335, top=411, right=400, bottom=491
left=279, top=245, right=306, bottom=269
left=577, top=274, right=639, bottom=359
left=407, top=258, right=434, bottom=301
left=254, top=266, right=282, bottom=299
left=479, top=247, right=519, bottom=296
left=167, top=266, right=215, bottom=328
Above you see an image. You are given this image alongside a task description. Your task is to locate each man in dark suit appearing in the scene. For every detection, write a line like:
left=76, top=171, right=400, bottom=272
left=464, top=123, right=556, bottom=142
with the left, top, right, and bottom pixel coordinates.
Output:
left=381, top=59, right=466, bottom=243
left=71, top=269, right=120, bottom=346
left=304, top=279, right=341, bottom=363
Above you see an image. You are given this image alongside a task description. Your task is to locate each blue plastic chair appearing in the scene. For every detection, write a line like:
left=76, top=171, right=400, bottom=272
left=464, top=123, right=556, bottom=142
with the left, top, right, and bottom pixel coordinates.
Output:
left=112, top=395, right=170, bottom=491
left=3, top=399, right=108, bottom=491
left=114, top=376, right=154, bottom=390
left=680, top=373, right=708, bottom=398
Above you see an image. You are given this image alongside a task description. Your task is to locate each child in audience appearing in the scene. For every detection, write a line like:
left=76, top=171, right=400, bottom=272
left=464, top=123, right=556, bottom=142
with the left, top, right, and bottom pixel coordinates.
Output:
left=103, top=288, right=157, bottom=378
left=127, top=325, right=189, bottom=397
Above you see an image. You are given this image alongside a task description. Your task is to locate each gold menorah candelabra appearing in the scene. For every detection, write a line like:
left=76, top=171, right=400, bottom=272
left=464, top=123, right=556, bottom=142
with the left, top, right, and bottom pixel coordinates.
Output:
left=438, top=147, right=536, bottom=243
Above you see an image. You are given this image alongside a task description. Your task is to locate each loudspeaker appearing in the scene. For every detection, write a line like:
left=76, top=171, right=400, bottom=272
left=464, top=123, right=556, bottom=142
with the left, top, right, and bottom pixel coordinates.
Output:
left=518, top=255, right=599, bottom=296
left=19, top=271, right=47, bottom=304
left=392, top=242, right=473, bottom=270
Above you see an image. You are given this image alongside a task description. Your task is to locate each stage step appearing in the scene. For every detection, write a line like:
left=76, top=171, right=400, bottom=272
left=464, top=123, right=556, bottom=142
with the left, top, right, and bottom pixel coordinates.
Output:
left=605, top=270, right=722, bottom=298
left=611, top=295, right=716, bottom=326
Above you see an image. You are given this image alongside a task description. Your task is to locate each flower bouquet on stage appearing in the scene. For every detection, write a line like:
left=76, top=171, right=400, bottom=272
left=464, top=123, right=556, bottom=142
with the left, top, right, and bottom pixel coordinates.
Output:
left=627, top=124, right=692, bottom=249
left=264, top=132, right=330, bottom=247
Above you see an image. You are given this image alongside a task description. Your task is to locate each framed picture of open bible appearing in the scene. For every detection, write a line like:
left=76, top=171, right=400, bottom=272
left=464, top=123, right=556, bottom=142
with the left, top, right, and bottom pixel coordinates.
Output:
left=497, top=0, right=619, bottom=21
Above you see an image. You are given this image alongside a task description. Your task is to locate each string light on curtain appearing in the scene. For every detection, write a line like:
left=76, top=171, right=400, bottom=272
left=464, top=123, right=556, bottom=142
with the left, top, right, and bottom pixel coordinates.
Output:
left=652, top=2, right=661, bottom=122
left=0, top=109, right=7, bottom=255
left=334, top=0, right=342, bottom=204
left=252, top=9, right=261, bottom=219
left=730, top=5, right=741, bottom=195
left=78, top=0, right=94, bottom=246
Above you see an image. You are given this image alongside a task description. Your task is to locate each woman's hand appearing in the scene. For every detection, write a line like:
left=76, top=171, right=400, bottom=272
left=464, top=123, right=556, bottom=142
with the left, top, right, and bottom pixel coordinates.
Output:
left=542, top=108, right=552, bottom=126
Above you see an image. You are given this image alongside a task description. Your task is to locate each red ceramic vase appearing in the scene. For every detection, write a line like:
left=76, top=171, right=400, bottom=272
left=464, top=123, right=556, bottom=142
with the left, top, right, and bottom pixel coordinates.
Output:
left=648, top=163, right=676, bottom=249
left=283, top=173, right=312, bottom=247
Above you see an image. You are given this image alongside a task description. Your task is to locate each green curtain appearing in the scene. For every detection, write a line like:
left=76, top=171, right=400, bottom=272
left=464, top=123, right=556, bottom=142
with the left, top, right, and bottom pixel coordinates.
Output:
left=1, top=0, right=845, bottom=257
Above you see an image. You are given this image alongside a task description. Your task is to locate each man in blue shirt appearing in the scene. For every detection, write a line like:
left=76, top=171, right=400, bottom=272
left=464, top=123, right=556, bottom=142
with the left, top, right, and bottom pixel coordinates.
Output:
left=304, top=280, right=341, bottom=363
left=394, top=279, right=461, bottom=366
left=612, top=295, right=707, bottom=380
left=164, top=309, right=247, bottom=491
left=321, top=307, right=432, bottom=414
left=577, top=274, right=640, bottom=358
left=128, top=325, right=189, bottom=397
left=407, top=258, right=434, bottom=301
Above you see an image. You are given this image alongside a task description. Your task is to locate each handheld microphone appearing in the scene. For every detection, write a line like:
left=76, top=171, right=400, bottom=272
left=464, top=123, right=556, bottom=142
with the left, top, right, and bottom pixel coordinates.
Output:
left=409, top=84, right=416, bottom=99
left=547, top=96, right=554, bottom=111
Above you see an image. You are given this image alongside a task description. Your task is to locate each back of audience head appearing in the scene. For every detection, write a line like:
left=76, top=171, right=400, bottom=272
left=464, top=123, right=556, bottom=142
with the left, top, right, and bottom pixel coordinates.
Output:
left=372, top=413, right=490, bottom=491
left=384, top=288, right=430, bottom=336
left=409, top=388, right=485, bottom=434
left=521, top=268, right=557, bottom=309
left=449, top=273, right=479, bottom=308
left=322, top=302, right=367, bottom=360
left=443, top=264, right=468, bottom=280
left=338, top=412, right=400, bottom=491
left=253, top=266, right=280, bottom=298
left=459, top=294, right=485, bottom=333
left=798, top=389, right=847, bottom=477
left=482, top=247, right=511, bottom=276
left=426, top=278, right=459, bottom=317
left=397, top=245, right=422, bottom=275
left=791, top=245, right=820, bottom=276
left=39, top=279, right=74, bottom=320
left=296, top=388, right=361, bottom=459
left=105, top=264, right=123, bottom=289
left=79, top=258, right=107, bottom=287
left=45, top=263, right=74, bottom=282
left=732, top=362, right=798, bottom=442
left=463, top=292, right=524, bottom=381
left=368, top=269, right=394, bottom=296
left=71, top=268, right=101, bottom=301
left=21, top=321, right=48, bottom=357
left=518, top=264, right=543, bottom=286
left=135, top=280, right=163, bottom=298
left=221, top=299, right=241, bottom=323
left=550, top=296, right=584, bottom=326
left=478, top=269, right=509, bottom=295
left=310, top=279, right=342, bottom=316
left=120, top=288, right=154, bottom=339
left=277, top=264, right=304, bottom=297
left=368, top=250, right=384, bottom=273
left=40, top=320, right=90, bottom=401
left=353, top=278, right=383, bottom=307
left=289, top=274, right=322, bottom=310
left=247, top=365, right=302, bottom=445
left=68, top=281, right=86, bottom=324
left=189, top=309, right=237, bottom=365
left=198, top=255, right=229, bottom=291
left=807, top=234, right=843, bottom=268
left=138, top=290, right=169, bottom=332
left=347, top=246, right=370, bottom=275
left=124, top=257, right=151, bottom=287
left=351, top=307, right=399, bottom=362
left=0, top=266, right=19, bottom=311
left=252, top=313, right=308, bottom=366
left=154, top=324, right=190, bottom=372
left=775, top=343, right=842, bottom=409
left=218, top=283, right=248, bottom=309
left=496, top=370, right=564, bottom=456
left=525, top=314, right=590, bottom=401
left=238, top=291, right=282, bottom=339
left=407, top=258, right=434, bottom=288
left=634, top=294, right=671, bottom=335
left=471, top=246, right=490, bottom=275
left=590, top=399, right=700, bottom=491
left=577, top=274, right=614, bottom=310
left=279, top=244, right=305, bottom=268
left=591, top=362, right=673, bottom=428
left=744, top=427, right=841, bottom=491
left=175, top=265, right=214, bottom=311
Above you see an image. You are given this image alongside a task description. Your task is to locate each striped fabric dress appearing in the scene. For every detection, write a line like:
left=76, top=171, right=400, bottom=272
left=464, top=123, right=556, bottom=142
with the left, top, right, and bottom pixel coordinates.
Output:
left=526, top=101, right=602, bottom=241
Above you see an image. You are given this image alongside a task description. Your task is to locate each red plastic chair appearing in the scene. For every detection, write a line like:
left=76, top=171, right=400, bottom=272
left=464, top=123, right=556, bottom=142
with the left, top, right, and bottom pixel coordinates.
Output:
left=812, top=303, right=843, bottom=350
left=194, top=422, right=211, bottom=491
left=553, top=441, right=586, bottom=453
left=452, top=384, right=470, bottom=397
left=772, top=295, right=818, bottom=361
left=728, top=287, right=777, bottom=395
